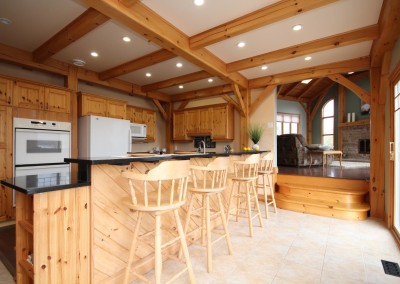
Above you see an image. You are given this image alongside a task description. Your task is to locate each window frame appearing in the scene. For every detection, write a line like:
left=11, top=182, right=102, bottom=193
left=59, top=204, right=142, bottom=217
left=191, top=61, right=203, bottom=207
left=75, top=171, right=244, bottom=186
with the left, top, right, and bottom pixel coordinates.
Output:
left=321, top=99, right=335, bottom=147
left=276, top=112, right=300, bottom=135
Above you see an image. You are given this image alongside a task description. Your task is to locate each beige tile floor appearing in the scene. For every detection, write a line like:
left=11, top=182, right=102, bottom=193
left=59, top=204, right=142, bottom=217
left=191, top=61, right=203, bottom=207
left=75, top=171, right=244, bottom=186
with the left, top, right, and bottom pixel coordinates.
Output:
left=1, top=209, right=399, bottom=283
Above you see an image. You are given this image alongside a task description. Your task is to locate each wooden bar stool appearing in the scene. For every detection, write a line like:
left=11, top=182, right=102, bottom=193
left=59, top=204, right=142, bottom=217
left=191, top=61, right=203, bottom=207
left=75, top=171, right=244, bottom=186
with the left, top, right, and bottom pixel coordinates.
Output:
left=257, top=152, right=277, bottom=218
left=121, top=160, right=196, bottom=284
left=182, top=157, right=233, bottom=273
left=226, top=154, right=263, bottom=237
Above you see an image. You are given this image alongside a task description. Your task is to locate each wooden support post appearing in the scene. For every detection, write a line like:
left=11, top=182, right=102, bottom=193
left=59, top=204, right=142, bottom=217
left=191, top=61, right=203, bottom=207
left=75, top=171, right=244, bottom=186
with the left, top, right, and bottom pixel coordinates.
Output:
left=240, top=89, right=250, bottom=149
left=232, top=84, right=246, bottom=117
left=152, top=99, right=168, bottom=120
left=66, top=66, right=78, bottom=171
left=166, top=103, right=173, bottom=154
left=306, top=106, right=312, bottom=144
left=337, top=85, right=345, bottom=151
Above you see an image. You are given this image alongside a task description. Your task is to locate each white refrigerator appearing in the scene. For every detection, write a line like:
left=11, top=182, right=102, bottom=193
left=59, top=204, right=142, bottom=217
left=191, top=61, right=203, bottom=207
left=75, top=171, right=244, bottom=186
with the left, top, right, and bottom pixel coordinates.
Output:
left=78, top=115, right=131, bottom=158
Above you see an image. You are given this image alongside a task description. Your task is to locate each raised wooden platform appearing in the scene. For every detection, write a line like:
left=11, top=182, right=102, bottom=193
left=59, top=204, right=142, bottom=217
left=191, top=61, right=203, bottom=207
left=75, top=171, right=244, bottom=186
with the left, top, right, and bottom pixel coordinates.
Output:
left=275, top=174, right=370, bottom=220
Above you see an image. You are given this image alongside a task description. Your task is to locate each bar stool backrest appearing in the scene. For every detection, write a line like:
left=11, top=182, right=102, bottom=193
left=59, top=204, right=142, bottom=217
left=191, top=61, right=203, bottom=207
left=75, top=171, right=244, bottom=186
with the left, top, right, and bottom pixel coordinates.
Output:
left=122, top=160, right=190, bottom=210
left=190, top=157, right=230, bottom=191
left=259, top=152, right=274, bottom=173
left=234, top=154, right=260, bottom=179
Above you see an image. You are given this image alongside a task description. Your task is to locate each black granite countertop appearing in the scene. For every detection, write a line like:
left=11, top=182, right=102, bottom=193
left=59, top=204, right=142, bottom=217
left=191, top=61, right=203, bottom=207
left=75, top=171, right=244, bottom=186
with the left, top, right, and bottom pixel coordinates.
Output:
left=0, top=171, right=90, bottom=195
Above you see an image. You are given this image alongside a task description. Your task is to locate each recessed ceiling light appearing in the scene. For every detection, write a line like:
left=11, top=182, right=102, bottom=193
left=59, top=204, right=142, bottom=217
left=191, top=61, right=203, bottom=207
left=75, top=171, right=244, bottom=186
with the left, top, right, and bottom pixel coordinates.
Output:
left=179, top=85, right=184, bottom=89
left=261, top=65, right=268, bottom=70
left=194, top=0, right=204, bottom=6
left=237, top=42, right=246, bottom=48
left=91, top=51, right=98, bottom=57
left=122, top=36, right=131, bottom=42
left=348, top=71, right=354, bottom=75
left=304, top=56, right=312, bottom=61
left=208, top=78, right=213, bottom=83
left=0, top=17, right=12, bottom=25
left=292, top=24, right=302, bottom=31
left=72, top=59, right=86, bottom=67
left=301, top=79, right=312, bottom=84
left=145, top=72, right=152, bottom=77
left=176, top=62, right=183, bottom=68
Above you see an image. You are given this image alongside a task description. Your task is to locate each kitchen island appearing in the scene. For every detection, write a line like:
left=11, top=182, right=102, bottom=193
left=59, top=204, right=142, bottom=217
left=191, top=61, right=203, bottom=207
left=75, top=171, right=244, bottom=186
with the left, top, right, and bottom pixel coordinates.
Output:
left=1, top=151, right=268, bottom=284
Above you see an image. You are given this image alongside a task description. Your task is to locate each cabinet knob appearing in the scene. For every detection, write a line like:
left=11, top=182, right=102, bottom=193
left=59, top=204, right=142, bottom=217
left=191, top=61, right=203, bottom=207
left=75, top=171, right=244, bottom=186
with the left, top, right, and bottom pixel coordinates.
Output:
left=46, top=102, right=49, bottom=109
left=7, top=96, right=11, bottom=104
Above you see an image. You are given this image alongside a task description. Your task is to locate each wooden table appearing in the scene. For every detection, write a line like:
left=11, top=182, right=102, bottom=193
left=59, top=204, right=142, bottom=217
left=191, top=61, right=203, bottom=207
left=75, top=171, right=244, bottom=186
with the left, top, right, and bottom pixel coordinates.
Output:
left=309, top=150, right=342, bottom=168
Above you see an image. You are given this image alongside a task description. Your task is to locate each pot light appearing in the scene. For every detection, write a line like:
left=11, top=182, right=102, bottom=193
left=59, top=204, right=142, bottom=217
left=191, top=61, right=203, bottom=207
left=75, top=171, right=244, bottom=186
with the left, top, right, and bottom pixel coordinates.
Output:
left=304, top=56, right=312, bottom=61
left=261, top=65, right=268, bottom=70
left=72, top=59, right=86, bottom=67
left=91, top=51, right=99, bottom=57
left=0, top=17, right=12, bottom=25
left=301, top=79, right=312, bottom=84
left=176, top=62, right=183, bottom=68
left=237, top=41, right=246, bottom=48
left=178, top=85, right=184, bottom=89
left=122, top=36, right=131, bottom=42
left=208, top=78, right=213, bottom=83
left=292, top=24, right=302, bottom=31
left=194, top=0, right=204, bottom=6
left=348, top=71, right=354, bottom=75
left=145, top=72, right=152, bottom=77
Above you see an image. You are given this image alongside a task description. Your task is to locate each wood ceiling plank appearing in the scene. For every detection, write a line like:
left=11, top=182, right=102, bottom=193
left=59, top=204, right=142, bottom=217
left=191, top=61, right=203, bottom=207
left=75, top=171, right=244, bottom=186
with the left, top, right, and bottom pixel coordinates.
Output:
left=327, top=73, right=370, bottom=103
left=33, top=8, right=109, bottom=62
left=249, top=56, right=370, bottom=88
left=171, top=84, right=232, bottom=102
left=99, top=49, right=176, bottom=80
left=249, top=84, right=276, bottom=114
left=281, top=82, right=300, bottom=97
left=370, top=0, right=400, bottom=68
left=227, top=25, right=378, bottom=72
left=298, top=78, right=324, bottom=99
left=190, top=0, right=338, bottom=49
left=82, top=0, right=248, bottom=88
left=142, top=71, right=210, bottom=92
left=176, top=101, right=189, bottom=110
left=308, top=80, right=335, bottom=102
left=152, top=99, right=168, bottom=120
left=232, top=84, right=246, bottom=116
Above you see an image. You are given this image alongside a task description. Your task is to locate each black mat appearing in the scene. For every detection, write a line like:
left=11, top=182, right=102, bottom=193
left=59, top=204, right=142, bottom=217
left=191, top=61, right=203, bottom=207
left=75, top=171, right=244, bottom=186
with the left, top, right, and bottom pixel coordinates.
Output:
left=382, top=260, right=400, bottom=277
left=0, top=224, right=16, bottom=277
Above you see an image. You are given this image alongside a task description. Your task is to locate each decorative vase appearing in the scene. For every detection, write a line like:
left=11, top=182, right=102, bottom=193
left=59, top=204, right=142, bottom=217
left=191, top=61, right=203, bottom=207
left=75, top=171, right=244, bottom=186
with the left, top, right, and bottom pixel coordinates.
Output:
left=252, top=144, right=260, bottom=151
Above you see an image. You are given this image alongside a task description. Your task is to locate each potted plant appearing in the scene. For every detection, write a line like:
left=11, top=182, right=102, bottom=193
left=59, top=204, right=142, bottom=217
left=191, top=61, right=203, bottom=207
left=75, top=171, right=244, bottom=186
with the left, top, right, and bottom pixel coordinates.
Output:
left=248, top=123, right=264, bottom=151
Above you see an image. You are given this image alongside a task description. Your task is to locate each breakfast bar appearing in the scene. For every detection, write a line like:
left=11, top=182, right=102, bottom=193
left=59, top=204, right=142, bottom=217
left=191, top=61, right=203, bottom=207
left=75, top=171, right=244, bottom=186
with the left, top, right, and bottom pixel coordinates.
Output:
left=1, top=151, right=268, bottom=284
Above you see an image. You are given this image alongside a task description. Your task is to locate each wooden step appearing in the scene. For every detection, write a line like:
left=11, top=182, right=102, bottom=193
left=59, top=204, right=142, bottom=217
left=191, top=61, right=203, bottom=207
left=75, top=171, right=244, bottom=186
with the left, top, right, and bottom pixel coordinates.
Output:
left=275, top=192, right=370, bottom=220
left=277, top=183, right=368, bottom=204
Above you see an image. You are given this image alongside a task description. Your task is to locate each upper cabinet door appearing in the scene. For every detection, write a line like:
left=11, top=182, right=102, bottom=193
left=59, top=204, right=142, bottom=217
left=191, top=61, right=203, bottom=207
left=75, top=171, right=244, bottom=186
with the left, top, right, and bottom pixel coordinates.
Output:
left=44, top=88, right=71, bottom=113
left=14, top=81, right=44, bottom=109
left=0, top=78, right=13, bottom=106
left=107, top=99, right=126, bottom=119
left=173, top=111, right=188, bottom=141
left=186, top=109, right=199, bottom=134
left=79, top=94, right=107, bottom=117
left=143, top=110, right=156, bottom=141
left=198, top=108, right=212, bottom=133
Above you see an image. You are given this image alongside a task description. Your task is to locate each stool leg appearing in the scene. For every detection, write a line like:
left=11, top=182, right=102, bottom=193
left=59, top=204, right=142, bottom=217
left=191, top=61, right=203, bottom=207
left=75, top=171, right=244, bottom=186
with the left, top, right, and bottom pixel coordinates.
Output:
left=154, top=213, right=162, bottom=284
left=236, top=182, right=241, bottom=222
left=173, top=209, right=196, bottom=284
left=123, top=211, right=143, bottom=284
left=262, top=174, right=269, bottom=219
left=201, top=195, right=206, bottom=246
left=226, top=181, right=235, bottom=223
left=180, top=193, right=195, bottom=259
left=205, top=194, right=212, bottom=273
left=252, top=181, right=264, bottom=228
left=245, top=182, right=253, bottom=237
left=217, top=193, right=233, bottom=255
left=268, top=174, right=277, bottom=214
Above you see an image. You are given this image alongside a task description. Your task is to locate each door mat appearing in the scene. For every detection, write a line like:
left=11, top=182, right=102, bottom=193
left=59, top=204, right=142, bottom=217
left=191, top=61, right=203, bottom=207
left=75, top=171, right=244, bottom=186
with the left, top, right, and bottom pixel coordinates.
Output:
left=381, top=260, right=400, bottom=277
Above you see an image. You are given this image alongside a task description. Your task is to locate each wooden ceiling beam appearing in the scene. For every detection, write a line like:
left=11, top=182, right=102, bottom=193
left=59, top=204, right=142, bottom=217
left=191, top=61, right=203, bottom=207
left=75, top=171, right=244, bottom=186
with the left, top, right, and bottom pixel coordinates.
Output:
left=142, top=70, right=210, bottom=92
left=190, top=0, right=338, bottom=49
left=249, top=84, right=276, bottom=115
left=308, top=80, right=335, bottom=102
left=298, top=78, right=324, bottom=99
left=152, top=99, right=168, bottom=120
left=119, top=0, right=140, bottom=7
left=227, top=25, right=378, bottom=72
left=99, top=49, right=176, bottom=80
left=33, top=8, right=109, bottom=62
left=370, top=0, right=400, bottom=68
left=82, top=0, right=248, bottom=88
left=249, top=56, right=370, bottom=88
left=176, top=101, right=189, bottom=110
left=222, top=94, right=242, bottom=113
left=171, top=84, right=232, bottom=102
left=232, top=84, right=246, bottom=116
left=281, top=82, right=300, bottom=97
left=277, top=94, right=309, bottom=103
left=327, top=73, right=370, bottom=103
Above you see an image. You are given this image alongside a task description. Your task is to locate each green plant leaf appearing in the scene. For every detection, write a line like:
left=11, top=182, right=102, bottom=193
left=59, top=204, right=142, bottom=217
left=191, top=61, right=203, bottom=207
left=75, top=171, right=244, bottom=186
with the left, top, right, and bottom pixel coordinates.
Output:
left=248, top=123, right=264, bottom=144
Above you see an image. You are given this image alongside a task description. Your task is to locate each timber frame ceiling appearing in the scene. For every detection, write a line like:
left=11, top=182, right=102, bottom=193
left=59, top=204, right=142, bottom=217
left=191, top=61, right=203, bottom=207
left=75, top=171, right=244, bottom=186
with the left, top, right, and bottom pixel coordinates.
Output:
left=0, top=0, right=399, bottom=110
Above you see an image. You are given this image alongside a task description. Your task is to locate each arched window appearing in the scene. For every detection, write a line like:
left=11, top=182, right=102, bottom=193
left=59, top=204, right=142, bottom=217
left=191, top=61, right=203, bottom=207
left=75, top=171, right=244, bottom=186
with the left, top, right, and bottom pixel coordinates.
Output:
left=321, top=99, right=334, bottom=148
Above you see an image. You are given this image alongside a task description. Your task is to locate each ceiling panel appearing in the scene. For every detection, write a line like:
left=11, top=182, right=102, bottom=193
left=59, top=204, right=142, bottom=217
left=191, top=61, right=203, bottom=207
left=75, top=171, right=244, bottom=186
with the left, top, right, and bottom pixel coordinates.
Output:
left=161, top=77, right=226, bottom=95
left=240, top=41, right=372, bottom=79
left=118, top=57, right=202, bottom=85
left=207, top=0, right=383, bottom=63
left=0, top=0, right=87, bottom=51
left=53, top=21, right=161, bottom=72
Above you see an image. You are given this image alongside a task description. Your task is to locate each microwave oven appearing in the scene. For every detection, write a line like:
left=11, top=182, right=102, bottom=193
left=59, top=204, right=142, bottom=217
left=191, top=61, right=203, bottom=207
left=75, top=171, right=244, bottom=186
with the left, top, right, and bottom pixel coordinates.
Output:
left=130, top=123, right=147, bottom=139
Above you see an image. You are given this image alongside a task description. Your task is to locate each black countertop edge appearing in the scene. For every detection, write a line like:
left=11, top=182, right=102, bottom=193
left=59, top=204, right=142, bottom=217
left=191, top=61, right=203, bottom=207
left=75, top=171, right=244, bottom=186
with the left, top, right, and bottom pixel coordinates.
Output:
left=1, top=175, right=91, bottom=195
left=65, top=150, right=269, bottom=165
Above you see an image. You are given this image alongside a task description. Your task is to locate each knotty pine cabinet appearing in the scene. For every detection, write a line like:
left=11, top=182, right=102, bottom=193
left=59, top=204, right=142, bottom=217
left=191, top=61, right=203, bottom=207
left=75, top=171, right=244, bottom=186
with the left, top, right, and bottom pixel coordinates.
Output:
left=0, top=77, right=13, bottom=106
left=14, top=81, right=71, bottom=113
left=0, top=106, right=13, bottom=221
left=172, top=104, right=234, bottom=141
left=78, top=92, right=127, bottom=119
left=127, top=106, right=157, bottom=142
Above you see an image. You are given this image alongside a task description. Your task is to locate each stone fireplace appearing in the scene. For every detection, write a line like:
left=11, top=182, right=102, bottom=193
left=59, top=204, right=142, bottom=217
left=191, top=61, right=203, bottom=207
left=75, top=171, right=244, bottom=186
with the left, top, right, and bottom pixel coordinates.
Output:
left=342, top=124, right=370, bottom=161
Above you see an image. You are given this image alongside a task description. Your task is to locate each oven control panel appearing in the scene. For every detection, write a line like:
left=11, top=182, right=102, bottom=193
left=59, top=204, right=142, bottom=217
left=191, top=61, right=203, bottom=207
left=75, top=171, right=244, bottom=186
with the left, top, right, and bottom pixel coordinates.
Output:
left=14, top=118, right=71, bottom=131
